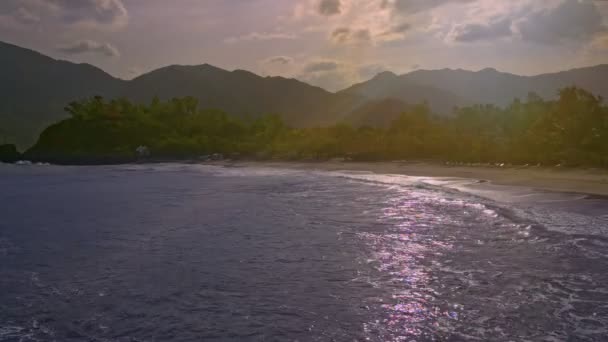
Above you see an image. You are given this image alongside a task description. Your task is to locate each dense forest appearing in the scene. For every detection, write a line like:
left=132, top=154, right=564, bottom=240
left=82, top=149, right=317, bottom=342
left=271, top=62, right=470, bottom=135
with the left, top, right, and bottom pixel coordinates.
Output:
left=11, top=86, right=608, bottom=167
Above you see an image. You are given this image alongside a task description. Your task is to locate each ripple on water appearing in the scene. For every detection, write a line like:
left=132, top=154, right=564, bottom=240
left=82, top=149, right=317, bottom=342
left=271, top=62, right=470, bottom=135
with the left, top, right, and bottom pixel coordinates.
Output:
left=351, top=183, right=608, bottom=341
left=0, top=164, right=607, bottom=341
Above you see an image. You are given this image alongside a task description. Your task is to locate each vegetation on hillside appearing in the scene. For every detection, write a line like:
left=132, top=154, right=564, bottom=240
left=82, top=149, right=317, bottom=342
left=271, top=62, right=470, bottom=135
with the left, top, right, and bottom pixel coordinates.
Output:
left=0, top=144, right=20, bottom=162
left=24, top=87, right=608, bottom=167
left=4, top=41, right=608, bottom=150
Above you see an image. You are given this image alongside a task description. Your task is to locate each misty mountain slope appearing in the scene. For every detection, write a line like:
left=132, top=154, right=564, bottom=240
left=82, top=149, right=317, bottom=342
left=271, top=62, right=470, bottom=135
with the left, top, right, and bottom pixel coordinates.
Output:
left=0, top=41, right=124, bottom=147
left=398, top=65, right=608, bottom=107
left=527, top=65, right=608, bottom=100
left=339, top=65, right=608, bottom=115
left=339, top=71, right=471, bottom=115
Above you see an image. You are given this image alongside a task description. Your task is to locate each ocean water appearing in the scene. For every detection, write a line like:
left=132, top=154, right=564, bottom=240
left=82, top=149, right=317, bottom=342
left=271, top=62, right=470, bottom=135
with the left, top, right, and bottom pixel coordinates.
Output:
left=0, top=163, right=607, bottom=341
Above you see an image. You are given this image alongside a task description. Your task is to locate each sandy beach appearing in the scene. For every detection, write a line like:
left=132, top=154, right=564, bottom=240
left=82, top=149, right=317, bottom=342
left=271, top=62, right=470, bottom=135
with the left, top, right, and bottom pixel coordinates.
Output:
left=233, top=161, right=608, bottom=197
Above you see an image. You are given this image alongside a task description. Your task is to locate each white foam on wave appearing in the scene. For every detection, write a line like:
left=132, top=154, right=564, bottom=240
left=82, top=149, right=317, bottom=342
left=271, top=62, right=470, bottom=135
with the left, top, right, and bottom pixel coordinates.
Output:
left=0, top=322, right=55, bottom=341
left=115, top=163, right=608, bottom=237
left=322, top=168, right=608, bottom=237
left=328, top=171, right=507, bottom=221
left=0, top=325, right=25, bottom=338
left=216, top=166, right=303, bottom=178
left=327, top=170, right=425, bottom=187
left=0, top=325, right=39, bottom=341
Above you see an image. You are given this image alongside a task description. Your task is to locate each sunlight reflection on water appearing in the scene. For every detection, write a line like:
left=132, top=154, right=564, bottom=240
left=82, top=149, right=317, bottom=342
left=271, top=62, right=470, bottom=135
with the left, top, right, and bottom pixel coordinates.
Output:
left=356, top=184, right=569, bottom=341
left=358, top=189, right=454, bottom=340
left=1, top=164, right=608, bottom=341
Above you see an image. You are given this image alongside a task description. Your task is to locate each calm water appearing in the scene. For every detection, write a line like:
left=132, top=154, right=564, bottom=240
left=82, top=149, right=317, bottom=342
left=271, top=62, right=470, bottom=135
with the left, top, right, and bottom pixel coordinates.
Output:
left=1, top=163, right=608, bottom=341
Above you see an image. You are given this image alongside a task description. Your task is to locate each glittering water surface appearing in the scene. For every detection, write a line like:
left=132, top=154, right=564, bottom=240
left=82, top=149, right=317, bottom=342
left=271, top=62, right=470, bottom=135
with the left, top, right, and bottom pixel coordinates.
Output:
left=1, top=164, right=607, bottom=341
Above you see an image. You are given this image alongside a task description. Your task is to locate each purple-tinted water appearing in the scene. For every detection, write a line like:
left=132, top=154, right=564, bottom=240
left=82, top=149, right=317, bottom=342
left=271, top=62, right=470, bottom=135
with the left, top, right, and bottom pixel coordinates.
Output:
left=0, top=163, right=607, bottom=341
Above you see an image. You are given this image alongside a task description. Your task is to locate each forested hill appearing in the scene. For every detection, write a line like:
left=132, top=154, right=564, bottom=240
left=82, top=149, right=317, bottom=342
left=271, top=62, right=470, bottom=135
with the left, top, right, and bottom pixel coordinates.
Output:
left=0, top=41, right=358, bottom=148
left=1, top=40, right=608, bottom=149
left=24, top=87, right=608, bottom=167
left=0, top=41, right=124, bottom=148
left=124, top=64, right=358, bottom=128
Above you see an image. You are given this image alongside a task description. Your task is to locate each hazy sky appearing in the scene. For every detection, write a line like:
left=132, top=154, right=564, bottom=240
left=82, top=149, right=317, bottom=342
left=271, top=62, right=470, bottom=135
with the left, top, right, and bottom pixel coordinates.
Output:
left=1, top=0, right=607, bottom=91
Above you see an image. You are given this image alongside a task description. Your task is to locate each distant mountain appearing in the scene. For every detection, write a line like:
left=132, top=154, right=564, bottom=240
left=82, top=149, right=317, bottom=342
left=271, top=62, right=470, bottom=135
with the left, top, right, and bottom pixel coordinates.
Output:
left=339, top=71, right=471, bottom=115
left=0, top=41, right=358, bottom=148
left=1, top=40, right=607, bottom=148
left=342, top=65, right=608, bottom=110
left=125, top=64, right=356, bottom=127
left=0, top=41, right=124, bottom=148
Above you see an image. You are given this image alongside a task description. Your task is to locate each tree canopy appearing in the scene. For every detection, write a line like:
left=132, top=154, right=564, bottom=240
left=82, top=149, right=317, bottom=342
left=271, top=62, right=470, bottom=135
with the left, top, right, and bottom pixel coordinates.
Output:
left=24, top=86, right=608, bottom=167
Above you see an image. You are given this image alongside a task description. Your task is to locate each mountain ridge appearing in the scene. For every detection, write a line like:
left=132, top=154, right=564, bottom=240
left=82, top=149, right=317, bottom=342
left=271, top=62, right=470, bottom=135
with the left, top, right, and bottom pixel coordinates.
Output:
left=348, top=64, right=608, bottom=108
left=1, top=40, right=607, bottom=148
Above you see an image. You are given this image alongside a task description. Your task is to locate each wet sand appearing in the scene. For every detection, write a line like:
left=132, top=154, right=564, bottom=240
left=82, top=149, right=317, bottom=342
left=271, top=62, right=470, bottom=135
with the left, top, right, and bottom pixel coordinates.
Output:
left=232, top=161, right=608, bottom=197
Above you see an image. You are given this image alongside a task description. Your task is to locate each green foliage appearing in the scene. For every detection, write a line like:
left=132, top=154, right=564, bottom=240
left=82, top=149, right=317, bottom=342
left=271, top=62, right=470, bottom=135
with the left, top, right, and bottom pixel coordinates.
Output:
left=25, top=86, right=608, bottom=167
left=0, top=144, right=21, bottom=162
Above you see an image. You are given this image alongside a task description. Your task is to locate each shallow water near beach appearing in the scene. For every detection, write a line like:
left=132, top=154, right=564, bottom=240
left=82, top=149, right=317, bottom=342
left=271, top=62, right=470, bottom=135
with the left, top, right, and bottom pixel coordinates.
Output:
left=1, top=163, right=607, bottom=341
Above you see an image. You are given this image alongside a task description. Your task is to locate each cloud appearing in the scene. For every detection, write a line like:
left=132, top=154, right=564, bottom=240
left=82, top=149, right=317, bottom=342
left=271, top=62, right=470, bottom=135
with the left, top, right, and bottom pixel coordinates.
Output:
left=263, top=58, right=398, bottom=91
left=298, top=59, right=398, bottom=91
left=318, top=0, right=341, bottom=16
left=299, top=69, right=357, bottom=91
left=330, top=27, right=372, bottom=44
left=590, top=34, right=608, bottom=51
left=290, top=1, right=415, bottom=45
left=449, top=17, right=512, bottom=42
left=296, top=58, right=355, bottom=90
left=438, top=1, right=606, bottom=45
left=260, top=57, right=363, bottom=90
left=386, top=0, right=474, bottom=15
left=15, top=7, right=40, bottom=23
left=57, top=0, right=128, bottom=30
left=264, top=56, right=294, bottom=65
left=518, top=0, right=606, bottom=44
left=330, top=27, right=350, bottom=43
left=259, top=55, right=297, bottom=78
left=390, top=22, right=411, bottom=34
left=304, top=60, right=340, bottom=72
left=127, top=66, right=143, bottom=77
left=581, top=32, right=608, bottom=62
left=358, top=63, right=390, bottom=80
left=0, top=0, right=128, bottom=30
left=225, top=31, right=297, bottom=44
left=0, top=0, right=54, bottom=28
left=378, top=22, right=411, bottom=41
left=56, top=39, right=120, bottom=57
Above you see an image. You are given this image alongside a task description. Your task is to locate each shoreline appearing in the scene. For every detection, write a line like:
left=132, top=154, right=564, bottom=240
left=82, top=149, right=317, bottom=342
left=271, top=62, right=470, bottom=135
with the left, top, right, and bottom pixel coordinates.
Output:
left=5, top=158, right=608, bottom=197
left=230, top=160, right=608, bottom=197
